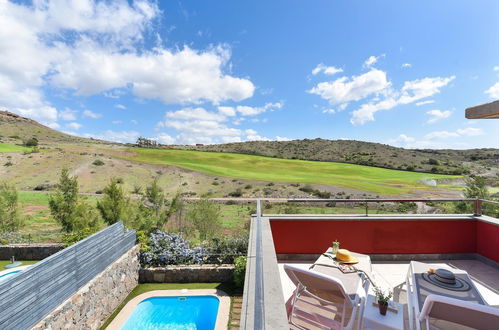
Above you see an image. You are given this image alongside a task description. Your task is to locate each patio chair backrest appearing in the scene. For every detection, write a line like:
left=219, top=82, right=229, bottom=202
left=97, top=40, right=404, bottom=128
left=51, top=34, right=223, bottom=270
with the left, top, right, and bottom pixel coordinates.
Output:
left=284, top=264, right=353, bottom=308
left=419, top=294, right=499, bottom=329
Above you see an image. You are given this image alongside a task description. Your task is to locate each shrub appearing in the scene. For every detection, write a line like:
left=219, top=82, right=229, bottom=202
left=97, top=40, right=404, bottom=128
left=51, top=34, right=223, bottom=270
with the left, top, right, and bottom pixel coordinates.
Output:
left=299, top=184, right=314, bottom=193
left=140, top=231, right=208, bottom=267
left=211, top=181, right=219, bottom=186
left=24, top=137, right=38, bottom=147
left=186, top=199, right=221, bottom=240
left=228, top=189, right=243, bottom=197
left=132, top=184, right=142, bottom=194
left=233, top=256, right=247, bottom=288
left=206, top=236, right=248, bottom=264
left=62, top=227, right=98, bottom=247
left=0, top=232, right=27, bottom=245
left=3, top=161, right=13, bottom=167
left=92, top=159, right=105, bottom=166
left=33, top=183, right=55, bottom=191
left=244, top=184, right=252, bottom=190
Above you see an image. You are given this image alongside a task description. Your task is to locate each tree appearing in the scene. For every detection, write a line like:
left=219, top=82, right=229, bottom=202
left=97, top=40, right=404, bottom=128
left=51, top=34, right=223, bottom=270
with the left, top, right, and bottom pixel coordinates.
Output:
left=464, top=175, right=489, bottom=199
left=49, top=169, right=98, bottom=233
left=144, top=179, right=165, bottom=218
left=0, top=183, right=22, bottom=232
left=455, top=175, right=490, bottom=214
left=97, top=178, right=130, bottom=225
left=186, top=199, right=221, bottom=240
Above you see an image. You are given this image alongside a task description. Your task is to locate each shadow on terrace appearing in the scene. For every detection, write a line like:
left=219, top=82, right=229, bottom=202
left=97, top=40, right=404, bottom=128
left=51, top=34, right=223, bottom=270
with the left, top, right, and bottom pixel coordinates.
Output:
left=240, top=198, right=499, bottom=329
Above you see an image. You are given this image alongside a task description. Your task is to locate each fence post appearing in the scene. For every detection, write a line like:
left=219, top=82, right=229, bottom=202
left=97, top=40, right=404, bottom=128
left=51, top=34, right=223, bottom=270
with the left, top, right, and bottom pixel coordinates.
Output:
left=473, top=199, right=482, bottom=216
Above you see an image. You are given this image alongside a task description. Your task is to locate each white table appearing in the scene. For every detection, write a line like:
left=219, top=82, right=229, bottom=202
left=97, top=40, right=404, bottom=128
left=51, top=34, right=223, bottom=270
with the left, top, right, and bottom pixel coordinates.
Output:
left=405, top=261, right=487, bottom=330
left=362, top=294, right=404, bottom=330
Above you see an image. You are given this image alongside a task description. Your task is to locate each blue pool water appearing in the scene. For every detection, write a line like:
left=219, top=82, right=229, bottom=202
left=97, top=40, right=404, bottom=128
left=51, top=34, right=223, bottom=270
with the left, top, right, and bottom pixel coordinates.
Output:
left=0, top=270, right=21, bottom=283
left=121, top=296, right=220, bottom=330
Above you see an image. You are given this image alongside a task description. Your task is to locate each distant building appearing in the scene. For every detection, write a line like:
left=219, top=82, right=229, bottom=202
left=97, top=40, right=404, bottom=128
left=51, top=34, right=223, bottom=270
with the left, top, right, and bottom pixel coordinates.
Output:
left=196, top=143, right=204, bottom=146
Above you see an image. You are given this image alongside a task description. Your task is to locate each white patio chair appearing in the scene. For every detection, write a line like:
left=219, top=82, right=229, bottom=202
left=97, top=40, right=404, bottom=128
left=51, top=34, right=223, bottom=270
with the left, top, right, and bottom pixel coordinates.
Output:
left=419, top=294, right=499, bottom=330
left=284, top=264, right=367, bottom=330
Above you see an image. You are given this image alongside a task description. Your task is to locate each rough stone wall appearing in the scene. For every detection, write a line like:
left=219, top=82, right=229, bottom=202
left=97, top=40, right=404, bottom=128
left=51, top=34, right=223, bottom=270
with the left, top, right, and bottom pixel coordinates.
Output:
left=0, top=244, right=64, bottom=260
left=32, top=245, right=140, bottom=330
left=140, top=264, right=234, bottom=283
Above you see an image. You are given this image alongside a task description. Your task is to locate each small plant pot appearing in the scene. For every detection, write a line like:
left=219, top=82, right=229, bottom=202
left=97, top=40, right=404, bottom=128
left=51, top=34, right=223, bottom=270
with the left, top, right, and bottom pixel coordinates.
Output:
left=378, top=301, right=388, bottom=315
left=332, top=245, right=340, bottom=254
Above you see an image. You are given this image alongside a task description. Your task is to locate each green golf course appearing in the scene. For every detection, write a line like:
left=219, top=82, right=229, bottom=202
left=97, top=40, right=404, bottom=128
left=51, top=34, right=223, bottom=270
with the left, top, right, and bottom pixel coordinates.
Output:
left=124, top=148, right=459, bottom=195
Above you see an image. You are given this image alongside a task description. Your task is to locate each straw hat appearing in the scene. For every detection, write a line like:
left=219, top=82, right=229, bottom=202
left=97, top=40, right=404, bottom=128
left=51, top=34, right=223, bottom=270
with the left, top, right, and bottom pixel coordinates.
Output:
left=335, top=249, right=359, bottom=264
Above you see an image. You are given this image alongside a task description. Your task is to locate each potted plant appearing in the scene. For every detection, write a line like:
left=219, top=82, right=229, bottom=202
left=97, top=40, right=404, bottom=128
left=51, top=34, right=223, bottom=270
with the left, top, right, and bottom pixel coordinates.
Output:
left=332, top=240, right=340, bottom=254
left=373, top=286, right=392, bottom=316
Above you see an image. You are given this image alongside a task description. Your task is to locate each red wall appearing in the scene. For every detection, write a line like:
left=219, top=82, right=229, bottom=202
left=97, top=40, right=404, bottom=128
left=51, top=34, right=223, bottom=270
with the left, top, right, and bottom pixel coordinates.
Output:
left=270, top=219, right=478, bottom=255
left=476, top=221, right=499, bottom=262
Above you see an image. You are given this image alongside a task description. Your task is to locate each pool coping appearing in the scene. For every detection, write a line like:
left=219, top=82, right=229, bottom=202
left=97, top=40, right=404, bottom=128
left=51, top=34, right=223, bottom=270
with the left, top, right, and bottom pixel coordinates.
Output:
left=106, top=289, right=231, bottom=330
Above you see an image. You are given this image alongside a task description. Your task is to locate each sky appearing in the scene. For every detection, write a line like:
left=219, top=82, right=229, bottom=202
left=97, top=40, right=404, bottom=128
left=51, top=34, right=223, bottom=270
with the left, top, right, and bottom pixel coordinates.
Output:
left=1, top=0, right=499, bottom=149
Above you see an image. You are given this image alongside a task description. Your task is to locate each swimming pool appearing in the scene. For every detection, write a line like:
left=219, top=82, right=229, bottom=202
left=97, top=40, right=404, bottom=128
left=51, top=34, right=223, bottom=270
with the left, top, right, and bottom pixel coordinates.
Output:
left=0, top=265, right=30, bottom=284
left=121, top=296, right=220, bottom=330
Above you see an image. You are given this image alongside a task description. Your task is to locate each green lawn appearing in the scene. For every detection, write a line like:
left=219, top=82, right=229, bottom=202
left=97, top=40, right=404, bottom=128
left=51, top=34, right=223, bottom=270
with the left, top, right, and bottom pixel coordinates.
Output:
left=0, top=260, right=38, bottom=269
left=100, top=282, right=239, bottom=329
left=0, top=143, right=31, bottom=153
left=124, top=148, right=459, bottom=195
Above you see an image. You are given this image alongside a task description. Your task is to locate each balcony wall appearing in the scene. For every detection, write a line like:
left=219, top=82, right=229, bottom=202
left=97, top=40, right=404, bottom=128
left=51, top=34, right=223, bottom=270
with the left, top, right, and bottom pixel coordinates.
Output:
left=269, top=214, right=499, bottom=263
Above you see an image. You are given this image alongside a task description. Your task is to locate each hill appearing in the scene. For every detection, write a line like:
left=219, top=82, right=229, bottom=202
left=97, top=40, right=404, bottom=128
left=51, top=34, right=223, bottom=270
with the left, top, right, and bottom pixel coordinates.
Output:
left=0, top=110, right=109, bottom=145
left=179, top=138, right=499, bottom=176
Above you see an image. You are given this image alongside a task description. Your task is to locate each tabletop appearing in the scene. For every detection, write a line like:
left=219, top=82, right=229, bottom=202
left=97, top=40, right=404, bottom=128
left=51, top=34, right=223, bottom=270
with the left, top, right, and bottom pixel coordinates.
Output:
left=410, top=261, right=486, bottom=311
left=310, top=248, right=372, bottom=297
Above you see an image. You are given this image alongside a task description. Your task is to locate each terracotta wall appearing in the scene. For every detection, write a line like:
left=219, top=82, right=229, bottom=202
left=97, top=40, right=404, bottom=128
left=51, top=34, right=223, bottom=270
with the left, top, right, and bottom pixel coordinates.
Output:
left=270, top=218, right=480, bottom=256
left=476, top=220, right=499, bottom=262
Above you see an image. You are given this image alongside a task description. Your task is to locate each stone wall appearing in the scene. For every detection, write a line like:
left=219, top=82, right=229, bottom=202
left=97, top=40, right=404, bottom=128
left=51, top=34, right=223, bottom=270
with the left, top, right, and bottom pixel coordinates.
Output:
left=0, top=244, right=64, bottom=260
left=140, top=264, right=234, bottom=283
left=32, top=245, right=140, bottom=330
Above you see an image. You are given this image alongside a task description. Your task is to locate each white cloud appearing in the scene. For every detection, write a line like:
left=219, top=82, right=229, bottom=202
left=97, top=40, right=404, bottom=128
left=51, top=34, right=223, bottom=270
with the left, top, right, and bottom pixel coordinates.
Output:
left=66, top=122, right=82, bottom=130
left=156, top=104, right=282, bottom=145
left=426, top=110, right=452, bottom=124
left=84, top=130, right=140, bottom=143
left=363, top=54, right=384, bottom=68
left=82, top=109, right=102, bottom=118
left=322, top=109, right=336, bottom=114
left=0, top=0, right=255, bottom=127
left=217, top=106, right=237, bottom=117
left=115, top=104, right=126, bottom=109
left=165, top=107, right=226, bottom=122
left=350, top=75, right=455, bottom=125
left=485, top=82, right=499, bottom=98
left=401, top=63, right=412, bottom=68
left=112, top=120, right=123, bottom=124
left=217, top=102, right=282, bottom=117
left=155, top=133, right=176, bottom=144
left=246, top=134, right=270, bottom=141
left=416, top=100, right=435, bottom=106
left=456, top=127, right=484, bottom=136
left=311, top=63, right=343, bottom=76
left=425, top=127, right=483, bottom=139
left=494, top=66, right=499, bottom=71
left=276, top=136, right=290, bottom=141
left=130, top=119, right=138, bottom=125
left=51, top=43, right=255, bottom=104
left=308, top=69, right=390, bottom=105
left=395, top=134, right=415, bottom=143
left=59, top=109, right=78, bottom=121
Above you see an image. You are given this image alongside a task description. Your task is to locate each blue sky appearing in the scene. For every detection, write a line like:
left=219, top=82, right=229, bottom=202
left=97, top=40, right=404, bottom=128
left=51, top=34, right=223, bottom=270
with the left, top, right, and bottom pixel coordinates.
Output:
left=1, top=0, right=499, bottom=148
